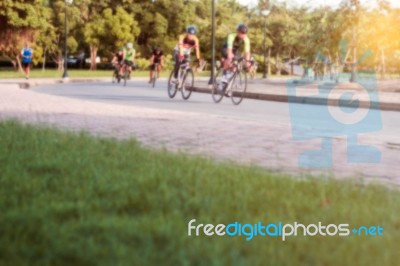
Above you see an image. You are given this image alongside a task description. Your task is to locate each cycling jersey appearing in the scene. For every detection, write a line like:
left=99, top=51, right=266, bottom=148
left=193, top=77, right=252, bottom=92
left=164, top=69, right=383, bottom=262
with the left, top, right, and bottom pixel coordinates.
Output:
left=226, top=33, right=250, bottom=54
left=152, top=50, right=164, bottom=63
left=174, top=34, right=200, bottom=59
left=115, top=52, right=124, bottom=63
left=124, top=48, right=135, bottom=61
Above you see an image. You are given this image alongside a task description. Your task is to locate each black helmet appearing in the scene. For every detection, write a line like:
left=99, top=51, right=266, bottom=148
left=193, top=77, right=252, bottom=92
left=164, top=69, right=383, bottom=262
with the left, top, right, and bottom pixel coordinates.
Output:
left=186, top=25, right=197, bottom=35
left=155, top=47, right=161, bottom=51
left=237, top=24, right=248, bottom=34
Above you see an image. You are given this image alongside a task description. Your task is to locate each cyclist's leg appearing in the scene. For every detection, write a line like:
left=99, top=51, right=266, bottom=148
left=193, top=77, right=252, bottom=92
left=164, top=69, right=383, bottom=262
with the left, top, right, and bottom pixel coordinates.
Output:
left=127, top=61, right=133, bottom=79
left=120, top=62, right=125, bottom=76
left=149, top=64, right=155, bottom=82
left=173, top=51, right=180, bottom=79
left=155, top=61, right=161, bottom=78
left=221, top=46, right=230, bottom=72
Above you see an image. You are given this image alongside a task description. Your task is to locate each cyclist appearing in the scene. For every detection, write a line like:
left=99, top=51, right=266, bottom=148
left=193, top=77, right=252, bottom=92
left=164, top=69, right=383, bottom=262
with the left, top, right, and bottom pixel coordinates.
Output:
left=111, top=48, right=124, bottom=76
left=220, top=24, right=252, bottom=86
left=172, top=26, right=201, bottom=83
left=149, top=47, right=164, bottom=83
left=123, top=42, right=136, bottom=79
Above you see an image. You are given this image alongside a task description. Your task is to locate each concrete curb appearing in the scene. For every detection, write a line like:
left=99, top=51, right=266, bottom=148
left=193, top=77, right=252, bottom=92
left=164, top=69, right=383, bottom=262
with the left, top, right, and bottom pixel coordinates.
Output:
left=189, top=85, right=400, bottom=112
left=20, top=78, right=110, bottom=89
left=1, top=77, right=153, bottom=89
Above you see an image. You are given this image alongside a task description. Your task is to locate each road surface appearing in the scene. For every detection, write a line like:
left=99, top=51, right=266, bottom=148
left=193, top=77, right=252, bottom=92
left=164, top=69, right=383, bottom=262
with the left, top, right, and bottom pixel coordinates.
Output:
left=18, top=79, right=400, bottom=185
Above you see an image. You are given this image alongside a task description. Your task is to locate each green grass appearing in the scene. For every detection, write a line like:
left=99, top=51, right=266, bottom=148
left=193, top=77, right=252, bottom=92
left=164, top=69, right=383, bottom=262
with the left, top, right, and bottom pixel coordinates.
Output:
left=0, top=69, right=212, bottom=79
left=0, top=68, right=295, bottom=80
left=1, top=120, right=400, bottom=266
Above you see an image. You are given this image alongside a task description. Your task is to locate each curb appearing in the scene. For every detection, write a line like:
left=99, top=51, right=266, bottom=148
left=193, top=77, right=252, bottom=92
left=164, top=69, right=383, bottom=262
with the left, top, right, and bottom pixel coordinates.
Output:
left=2, top=77, right=152, bottom=89
left=0, top=78, right=110, bottom=89
left=189, top=86, right=400, bottom=112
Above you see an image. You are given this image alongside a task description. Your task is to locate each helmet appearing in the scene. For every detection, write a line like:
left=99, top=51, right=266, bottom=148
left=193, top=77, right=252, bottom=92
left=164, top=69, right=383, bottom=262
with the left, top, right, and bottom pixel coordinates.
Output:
left=155, top=47, right=161, bottom=51
left=237, top=24, right=248, bottom=34
left=126, top=42, right=133, bottom=49
left=186, top=25, right=197, bottom=35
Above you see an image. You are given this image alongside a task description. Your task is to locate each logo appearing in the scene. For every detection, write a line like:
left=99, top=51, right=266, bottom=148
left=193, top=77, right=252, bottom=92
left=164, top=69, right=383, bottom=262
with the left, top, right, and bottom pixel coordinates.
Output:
left=286, top=39, right=382, bottom=168
left=188, top=219, right=384, bottom=241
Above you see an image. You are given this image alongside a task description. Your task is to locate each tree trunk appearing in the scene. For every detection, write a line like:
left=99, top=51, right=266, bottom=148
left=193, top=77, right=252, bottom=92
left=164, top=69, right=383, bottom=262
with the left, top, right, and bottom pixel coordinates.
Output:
left=90, top=45, right=98, bottom=71
left=276, top=52, right=281, bottom=76
left=5, top=55, right=18, bottom=70
left=57, top=57, right=64, bottom=71
left=16, top=55, right=23, bottom=73
left=42, top=47, right=47, bottom=72
left=289, top=48, right=294, bottom=75
left=267, top=47, right=271, bottom=76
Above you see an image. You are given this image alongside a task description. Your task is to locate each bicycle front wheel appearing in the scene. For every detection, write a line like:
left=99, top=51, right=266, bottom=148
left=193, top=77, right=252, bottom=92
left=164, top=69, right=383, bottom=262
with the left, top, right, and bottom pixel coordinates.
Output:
left=167, top=70, right=178, bottom=98
left=211, top=70, right=224, bottom=103
left=181, top=70, right=194, bottom=100
left=152, top=71, right=157, bottom=88
left=123, top=68, right=128, bottom=87
left=231, top=70, right=247, bottom=105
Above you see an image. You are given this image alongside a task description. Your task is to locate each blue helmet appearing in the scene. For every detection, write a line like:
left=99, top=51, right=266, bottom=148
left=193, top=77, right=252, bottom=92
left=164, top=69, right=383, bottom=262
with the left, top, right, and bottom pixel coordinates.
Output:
left=237, top=24, right=248, bottom=34
left=186, top=25, right=197, bottom=35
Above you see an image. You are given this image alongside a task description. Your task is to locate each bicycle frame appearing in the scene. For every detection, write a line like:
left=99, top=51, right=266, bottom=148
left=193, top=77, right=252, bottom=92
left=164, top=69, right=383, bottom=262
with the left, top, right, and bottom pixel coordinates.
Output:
left=177, top=58, right=191, bottom=88
left=225, top=58, right=246, bottom=91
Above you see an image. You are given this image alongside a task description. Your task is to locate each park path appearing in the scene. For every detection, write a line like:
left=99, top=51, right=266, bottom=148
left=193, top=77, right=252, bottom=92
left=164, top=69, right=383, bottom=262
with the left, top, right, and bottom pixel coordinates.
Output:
left=1, top=82, right=400, bottom=186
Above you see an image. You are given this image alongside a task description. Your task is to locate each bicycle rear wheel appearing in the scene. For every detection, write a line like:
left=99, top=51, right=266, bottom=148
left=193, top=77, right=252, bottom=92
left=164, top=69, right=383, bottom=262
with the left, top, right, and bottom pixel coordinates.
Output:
left=112, top=70, right=117, bottom=83
left=211, top=70, right=224, bottom=103
left=181, top=70, right=194, bottom=100
left=231, top=70, right=247, bottom=105
left=167, top=70, right=178, bottom=98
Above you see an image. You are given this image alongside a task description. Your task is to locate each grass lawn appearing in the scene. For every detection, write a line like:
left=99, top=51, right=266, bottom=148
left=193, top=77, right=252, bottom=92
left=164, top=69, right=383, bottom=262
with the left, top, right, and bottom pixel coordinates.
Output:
left=0, top=120, right=400, bottom=265
left=0, top=68, right=295, bottom=80
left=0, top=68, right=215, bottom=79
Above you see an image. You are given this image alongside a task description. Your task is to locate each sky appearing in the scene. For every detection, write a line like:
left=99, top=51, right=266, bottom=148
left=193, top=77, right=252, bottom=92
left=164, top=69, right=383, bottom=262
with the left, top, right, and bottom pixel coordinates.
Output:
left=238, top=0, right=400, bottom=9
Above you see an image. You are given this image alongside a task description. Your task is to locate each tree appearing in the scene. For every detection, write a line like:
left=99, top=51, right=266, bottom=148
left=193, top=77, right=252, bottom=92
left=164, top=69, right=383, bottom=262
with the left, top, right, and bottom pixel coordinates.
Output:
left=0, top=0, right=51, bottom=71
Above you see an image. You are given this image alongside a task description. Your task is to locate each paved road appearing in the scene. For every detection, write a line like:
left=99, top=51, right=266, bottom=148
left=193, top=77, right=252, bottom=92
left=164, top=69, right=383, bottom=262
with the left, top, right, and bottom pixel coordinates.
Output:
left=33, top=79, right=292, bottom=123
left=4, top=79, right=397, bottom=185
left=33, top=79, right=400, bottom=137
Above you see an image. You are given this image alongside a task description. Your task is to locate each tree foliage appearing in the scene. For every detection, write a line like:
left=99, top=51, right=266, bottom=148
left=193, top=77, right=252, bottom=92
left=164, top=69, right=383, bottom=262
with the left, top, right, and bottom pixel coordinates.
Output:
left=1, top=0, right=399, bottom=76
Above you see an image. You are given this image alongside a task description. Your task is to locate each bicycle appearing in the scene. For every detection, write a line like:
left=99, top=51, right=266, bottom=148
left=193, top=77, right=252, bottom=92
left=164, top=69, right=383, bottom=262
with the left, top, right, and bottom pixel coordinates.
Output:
left=150, top=63, right=159, bottom=88
left=112, top=63, right=122, bottom=84
left=121, top=61, right=134, bottom=87
left=167, top=55, right=194, bottom=100
left=212, top=57, right=248, bottom=105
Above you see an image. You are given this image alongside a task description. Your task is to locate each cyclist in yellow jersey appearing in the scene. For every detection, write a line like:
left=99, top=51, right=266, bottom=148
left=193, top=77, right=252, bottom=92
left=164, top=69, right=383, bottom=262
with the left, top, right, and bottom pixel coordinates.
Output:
left=172, top=26, right=201, bottom=82
left=123, top=42, right=136, bottom=78
left=221, top=24, right=251, bottom=71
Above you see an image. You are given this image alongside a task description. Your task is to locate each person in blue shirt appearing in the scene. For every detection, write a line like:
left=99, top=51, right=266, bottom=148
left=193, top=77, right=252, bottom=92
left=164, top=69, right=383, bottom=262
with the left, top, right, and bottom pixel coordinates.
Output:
left=21, top=43, right=33, bottom=79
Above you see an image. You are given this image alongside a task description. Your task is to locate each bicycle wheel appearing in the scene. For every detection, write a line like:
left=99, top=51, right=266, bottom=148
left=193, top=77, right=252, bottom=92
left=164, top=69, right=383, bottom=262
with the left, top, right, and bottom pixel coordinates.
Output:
left=231, top=70, right=247, bottom=105
left=181, top=69, right=194, bottom=100
left=151, top=66, right=158, bottom=88
left=167, top=70, right=178, bottom=98
left=211, top=70, right=224, bottom=103
left=112, top=70, right=117, bottom=83
left=152, top=70, right=157, bottom=88
left=123, top=67, right=128, bottom=87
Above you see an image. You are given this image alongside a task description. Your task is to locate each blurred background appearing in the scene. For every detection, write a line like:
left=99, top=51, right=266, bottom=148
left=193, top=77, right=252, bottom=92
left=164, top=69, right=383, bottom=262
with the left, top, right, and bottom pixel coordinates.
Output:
left=0, top=0, right=399, bottom=78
